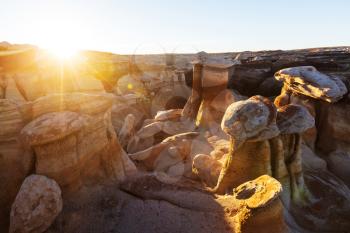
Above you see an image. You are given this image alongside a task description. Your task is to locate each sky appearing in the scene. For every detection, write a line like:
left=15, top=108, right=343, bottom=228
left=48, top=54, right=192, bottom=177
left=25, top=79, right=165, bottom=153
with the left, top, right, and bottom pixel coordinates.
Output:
left=1, top=0, right=350, bottom=54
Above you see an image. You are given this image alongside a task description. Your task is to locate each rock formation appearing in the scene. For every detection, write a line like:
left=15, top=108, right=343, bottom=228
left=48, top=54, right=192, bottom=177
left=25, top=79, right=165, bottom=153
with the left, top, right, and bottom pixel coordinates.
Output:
left=129, top=132, right=199, bottom=178
left=20, top=93, right=132, bottom=194
left=119, top=174, right=287, bottom=233
left=182, top=60, right=239, bottom=133
left=1, top=46, right=350, bottom=233
left=9, top=175, right=62, bottom=233
left=275, top=66, right=347, bottom=103
left=127, top=110, right=195, bottom=153
left=212, top=96, right=279, bottom=194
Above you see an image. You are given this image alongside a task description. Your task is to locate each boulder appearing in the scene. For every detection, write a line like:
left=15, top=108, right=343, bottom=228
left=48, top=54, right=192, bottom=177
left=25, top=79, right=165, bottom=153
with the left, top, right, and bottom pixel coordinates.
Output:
left=9, top=175, right=62, bottom=233
left=118, top=114, right=136, bottom=148
left=111, top=94, right=149, bottom=133
left=192, top=154, right=223, bottom=187
left=221, top=95, right=279, bottom=147
left=275, top=66, right=347, bottom=103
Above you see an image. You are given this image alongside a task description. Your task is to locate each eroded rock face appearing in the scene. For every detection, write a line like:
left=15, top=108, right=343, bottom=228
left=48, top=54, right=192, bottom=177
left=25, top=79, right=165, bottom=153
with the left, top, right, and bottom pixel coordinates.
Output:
left=275, top=66, right=347, bottom=103
left=0, top=99, right=33, bottom=230
left=9, top=175, right=62, bottom=233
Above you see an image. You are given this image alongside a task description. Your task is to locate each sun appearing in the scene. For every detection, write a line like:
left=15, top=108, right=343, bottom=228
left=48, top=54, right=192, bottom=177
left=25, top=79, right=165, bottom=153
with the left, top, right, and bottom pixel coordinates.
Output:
left=48, top=46, right=79, bottom=60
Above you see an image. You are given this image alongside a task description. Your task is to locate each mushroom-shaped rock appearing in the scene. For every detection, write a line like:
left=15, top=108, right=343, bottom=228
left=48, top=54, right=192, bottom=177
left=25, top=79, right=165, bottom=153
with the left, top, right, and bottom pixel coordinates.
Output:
left=20, top=109, right=126, bottom=194
left=276, top=104, right=315, bottom=134
left=9, top=175, right=62, bottom=233
left=20, top=111, right=84, bottom=146
left=275, top=66, right=347, bottom=103
left=232, top=175, right=286, bottom=233
left=213, top=96, right=279, bottom=194
left=221, top=95, right=279, bottom=147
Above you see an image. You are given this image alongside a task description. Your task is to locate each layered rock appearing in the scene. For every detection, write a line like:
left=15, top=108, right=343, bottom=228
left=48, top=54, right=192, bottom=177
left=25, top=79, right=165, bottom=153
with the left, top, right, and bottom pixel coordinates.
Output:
left=20, top=93, right=131, bottom=194
left=275, top=66, right=347, bottom=103
left=317, top=102, right=350, bottom=186
left=9, top=175, right=62, bottom=233
left=111, top=94, right=150, bottom=134
left=0, top=99, right=33, bottom=230
left=182, top=60, right=237, bottom=132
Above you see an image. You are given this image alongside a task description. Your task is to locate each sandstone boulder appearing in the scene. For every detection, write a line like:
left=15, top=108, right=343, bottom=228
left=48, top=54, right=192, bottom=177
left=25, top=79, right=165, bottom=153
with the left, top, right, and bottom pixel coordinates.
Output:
left=192, top=154, right=222, bottom=187
left=129, top=132, right=199, bottom=175
left=9, top=175, right=62, bottom=233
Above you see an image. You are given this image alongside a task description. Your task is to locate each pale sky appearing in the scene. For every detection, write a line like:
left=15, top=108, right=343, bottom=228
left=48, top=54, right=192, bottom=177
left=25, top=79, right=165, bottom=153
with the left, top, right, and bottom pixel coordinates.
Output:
left=1, top=0, right=350, bottom=54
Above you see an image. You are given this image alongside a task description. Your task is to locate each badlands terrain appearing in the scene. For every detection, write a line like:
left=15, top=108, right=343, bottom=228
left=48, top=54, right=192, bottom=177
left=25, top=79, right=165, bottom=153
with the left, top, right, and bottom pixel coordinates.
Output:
left=0, top=42, right=350, bottom=233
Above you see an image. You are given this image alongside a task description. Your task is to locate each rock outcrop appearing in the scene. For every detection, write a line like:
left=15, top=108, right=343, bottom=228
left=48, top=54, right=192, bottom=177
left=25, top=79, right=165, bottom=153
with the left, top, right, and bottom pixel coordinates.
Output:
left=9, top=175, right=62, bottom=233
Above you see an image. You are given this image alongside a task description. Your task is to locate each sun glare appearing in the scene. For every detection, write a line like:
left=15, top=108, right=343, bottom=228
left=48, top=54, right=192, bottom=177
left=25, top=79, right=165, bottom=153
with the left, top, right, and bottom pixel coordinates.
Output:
left=49, top=46, right=78, bottom=60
